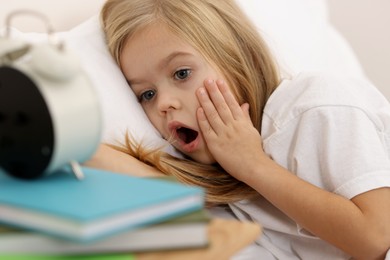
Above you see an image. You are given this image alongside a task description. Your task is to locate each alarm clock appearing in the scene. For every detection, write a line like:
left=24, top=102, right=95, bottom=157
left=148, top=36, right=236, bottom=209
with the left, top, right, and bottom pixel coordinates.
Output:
left=0, top=10, right=101, bottom=179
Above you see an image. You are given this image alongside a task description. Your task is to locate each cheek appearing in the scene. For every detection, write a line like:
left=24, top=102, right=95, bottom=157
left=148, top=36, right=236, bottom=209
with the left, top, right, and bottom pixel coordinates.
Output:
left=143, top=109, right=162, bottom=133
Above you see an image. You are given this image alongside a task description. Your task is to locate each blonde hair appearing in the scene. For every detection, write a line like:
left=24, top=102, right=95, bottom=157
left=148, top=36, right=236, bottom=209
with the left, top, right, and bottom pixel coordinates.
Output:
left=101, top=0, right=280, bottom=205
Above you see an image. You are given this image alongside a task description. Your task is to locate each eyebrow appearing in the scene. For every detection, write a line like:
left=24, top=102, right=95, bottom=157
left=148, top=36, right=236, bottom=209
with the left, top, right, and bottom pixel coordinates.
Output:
left=128, top=51, right=193, bottom=86
left=158, top=51, right=193, bottom=70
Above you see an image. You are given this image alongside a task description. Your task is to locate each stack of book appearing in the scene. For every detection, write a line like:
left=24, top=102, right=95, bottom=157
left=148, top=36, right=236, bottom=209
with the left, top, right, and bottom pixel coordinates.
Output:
left=0, top=167, right=210, bottom=258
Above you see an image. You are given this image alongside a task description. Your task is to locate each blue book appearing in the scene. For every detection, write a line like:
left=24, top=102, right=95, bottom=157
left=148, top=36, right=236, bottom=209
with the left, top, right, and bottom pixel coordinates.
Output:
left=0, top=167, right=204, bottom=242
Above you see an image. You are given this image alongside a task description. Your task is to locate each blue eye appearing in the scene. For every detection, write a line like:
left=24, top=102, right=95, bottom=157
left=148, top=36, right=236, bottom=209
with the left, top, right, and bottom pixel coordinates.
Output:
left=139, top=90, right=156, bottom=102
left=174, top=69, right=191, bottom=80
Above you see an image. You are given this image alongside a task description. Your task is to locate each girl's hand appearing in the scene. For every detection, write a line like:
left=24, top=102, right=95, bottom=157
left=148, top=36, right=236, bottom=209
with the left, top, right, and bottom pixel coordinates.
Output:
left=196, top=79, right=267, bottom=181
left=85, top=144, right=164, bottom=177
left=197, top=80, right=390, bottom=260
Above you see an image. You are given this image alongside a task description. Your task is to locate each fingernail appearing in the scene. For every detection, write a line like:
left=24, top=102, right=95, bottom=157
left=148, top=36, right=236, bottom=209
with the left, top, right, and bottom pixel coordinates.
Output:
left=206, top=79, right=214, bottom=85
left=199, top=87, right=206, bottom=95
left=217, top=79, right=224, bottom=85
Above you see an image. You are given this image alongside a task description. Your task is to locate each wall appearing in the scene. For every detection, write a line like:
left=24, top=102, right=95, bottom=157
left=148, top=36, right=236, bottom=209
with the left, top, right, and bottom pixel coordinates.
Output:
left=328, top=0, right=390, bottom=100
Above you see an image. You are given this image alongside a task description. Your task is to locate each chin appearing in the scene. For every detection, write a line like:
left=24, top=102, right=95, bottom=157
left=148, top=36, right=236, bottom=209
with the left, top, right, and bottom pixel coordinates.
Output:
left=187, top=152, right=216, bottom=165
left=173, top=144, right=216, bottom=165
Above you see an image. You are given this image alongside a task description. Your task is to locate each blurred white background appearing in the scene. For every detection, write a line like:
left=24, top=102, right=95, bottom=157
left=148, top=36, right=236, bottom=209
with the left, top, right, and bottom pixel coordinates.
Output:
left=0, top=0, right=389, bottom=100
left=328, top=0, right=390, bottom=100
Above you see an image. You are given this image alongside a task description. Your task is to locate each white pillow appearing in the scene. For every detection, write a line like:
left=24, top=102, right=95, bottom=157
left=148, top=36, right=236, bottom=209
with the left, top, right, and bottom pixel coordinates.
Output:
left=63, top=18, right=163, bottom=146
left=2, top=0, right=365, bottom=152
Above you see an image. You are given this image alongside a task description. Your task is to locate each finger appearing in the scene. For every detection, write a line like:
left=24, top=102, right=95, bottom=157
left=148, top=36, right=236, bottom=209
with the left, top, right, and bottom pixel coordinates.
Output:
left=197, top=86, right=225, bottom=133
left=215, top=79, right=244, bottom=120
left=241, top=103, right=251, bottom=120
left=196, top=107, right=217, bottom=140
left=204, top=79, right=234, bottom=124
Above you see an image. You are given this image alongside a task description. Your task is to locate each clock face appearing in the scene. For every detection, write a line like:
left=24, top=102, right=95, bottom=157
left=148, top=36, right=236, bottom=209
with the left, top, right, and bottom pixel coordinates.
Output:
left=0, top=66, right=54, bottom=179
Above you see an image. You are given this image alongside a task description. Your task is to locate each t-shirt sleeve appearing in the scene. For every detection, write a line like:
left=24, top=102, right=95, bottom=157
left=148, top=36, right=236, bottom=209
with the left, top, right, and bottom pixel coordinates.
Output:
left=291, top=105, right=390, bottom=199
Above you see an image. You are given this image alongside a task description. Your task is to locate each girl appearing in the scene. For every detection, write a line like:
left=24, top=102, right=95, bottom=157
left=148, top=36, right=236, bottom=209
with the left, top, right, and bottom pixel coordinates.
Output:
left=96, top=0, right=390, bottom=259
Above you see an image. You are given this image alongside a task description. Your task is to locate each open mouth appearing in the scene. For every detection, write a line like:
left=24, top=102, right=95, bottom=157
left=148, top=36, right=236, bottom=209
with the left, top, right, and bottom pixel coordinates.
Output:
left=176, top=127, right=199, bottom=144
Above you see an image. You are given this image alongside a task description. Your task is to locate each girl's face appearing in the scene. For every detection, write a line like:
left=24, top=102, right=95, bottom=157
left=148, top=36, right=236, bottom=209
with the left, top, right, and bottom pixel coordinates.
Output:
left=120, top=23, right=227, bottom=164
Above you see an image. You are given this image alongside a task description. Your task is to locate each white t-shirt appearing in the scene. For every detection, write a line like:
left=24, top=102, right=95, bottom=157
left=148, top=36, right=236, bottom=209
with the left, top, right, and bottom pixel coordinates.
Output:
left=217, top=72, right=390, bottom=259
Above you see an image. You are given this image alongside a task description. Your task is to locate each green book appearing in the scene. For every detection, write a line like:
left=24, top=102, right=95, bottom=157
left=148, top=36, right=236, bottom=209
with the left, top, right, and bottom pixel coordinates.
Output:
left=0, top=209, right=211, bottom=254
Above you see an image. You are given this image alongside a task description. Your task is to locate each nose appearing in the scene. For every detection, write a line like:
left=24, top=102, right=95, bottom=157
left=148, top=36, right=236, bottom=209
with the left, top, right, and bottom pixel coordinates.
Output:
left=156, top=89, right=181, bottom=116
